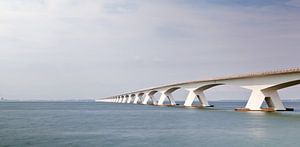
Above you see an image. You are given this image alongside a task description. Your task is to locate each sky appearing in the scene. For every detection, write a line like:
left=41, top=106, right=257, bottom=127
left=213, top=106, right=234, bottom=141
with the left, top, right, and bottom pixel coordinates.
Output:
left=0, top=0, right=300, bottom=100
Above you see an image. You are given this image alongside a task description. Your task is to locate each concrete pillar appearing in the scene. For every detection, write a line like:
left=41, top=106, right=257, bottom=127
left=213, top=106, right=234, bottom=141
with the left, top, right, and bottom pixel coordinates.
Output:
left=143, top=92, right=159, bottom=105
left=142, top=94, right=151, bottom=104
left=131, top=96, right=134, bottom=103
left=122, top=96, right=127, bottom=103
left=184, top=88, right=211, bottom=107
left=131, top=95, right=135, bottom=103
left=127, top=96, right=132, bottom=103
left=158, top=91, right=176, bottom=106
left=184, top=89, right=196, bottom=106
left=242, top=86, right=286, bottom=111
left=151, top=97, right=158, bottom=105
left=134, top=94, right=142, bottom=104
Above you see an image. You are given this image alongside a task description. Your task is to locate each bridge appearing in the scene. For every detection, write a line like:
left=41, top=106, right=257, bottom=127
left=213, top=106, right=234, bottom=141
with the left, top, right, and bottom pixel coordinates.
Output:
left=97, top=68, right=300, bottom=111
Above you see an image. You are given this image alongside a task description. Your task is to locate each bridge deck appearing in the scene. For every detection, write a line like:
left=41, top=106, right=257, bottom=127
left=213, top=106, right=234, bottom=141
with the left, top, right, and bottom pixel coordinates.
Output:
left=129, top=68, right=300, bottom=94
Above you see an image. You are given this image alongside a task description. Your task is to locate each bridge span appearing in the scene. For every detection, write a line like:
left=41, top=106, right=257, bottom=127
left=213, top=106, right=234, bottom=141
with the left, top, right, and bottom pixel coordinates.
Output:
left=97, top=68, right=300, bottom=111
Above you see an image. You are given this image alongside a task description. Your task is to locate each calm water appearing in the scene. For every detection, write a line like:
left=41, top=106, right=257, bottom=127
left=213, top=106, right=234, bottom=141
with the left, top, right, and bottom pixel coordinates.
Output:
left=1, top=101, right=300, bottom=147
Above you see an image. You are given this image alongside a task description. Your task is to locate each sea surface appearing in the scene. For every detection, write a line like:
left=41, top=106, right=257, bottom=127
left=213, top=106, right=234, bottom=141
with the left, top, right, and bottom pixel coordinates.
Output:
left=1, top=101, right=300, bottom=147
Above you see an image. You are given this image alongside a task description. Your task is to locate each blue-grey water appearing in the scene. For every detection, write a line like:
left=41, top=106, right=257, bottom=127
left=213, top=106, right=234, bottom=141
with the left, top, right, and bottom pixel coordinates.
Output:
left=1, top=101, right=300, bottom=147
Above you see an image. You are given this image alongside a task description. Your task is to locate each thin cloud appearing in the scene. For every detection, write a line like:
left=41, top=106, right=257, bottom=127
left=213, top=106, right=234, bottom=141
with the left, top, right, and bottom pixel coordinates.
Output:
left=0, top=0, right=299, bottom=100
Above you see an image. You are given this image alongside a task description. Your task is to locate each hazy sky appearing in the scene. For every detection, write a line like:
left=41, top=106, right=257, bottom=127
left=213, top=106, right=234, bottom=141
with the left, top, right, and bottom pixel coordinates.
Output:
left=0, top=0, right=300, bottom=100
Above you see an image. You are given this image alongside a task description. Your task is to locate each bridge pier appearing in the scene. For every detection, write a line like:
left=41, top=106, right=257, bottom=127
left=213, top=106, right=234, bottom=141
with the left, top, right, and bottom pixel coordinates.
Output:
left=151, top=97, right=158, bottom=105
left=127, top=96, right=132, bottom=103
left=241, top=86, right=286, bottom=111
left=142, top=93, right=151, bottom=104
left=158, top=91, right=176, bottom=106
left=184, top=88, right=212, bottom=107
left=122, top=96, right=127, bottom=103
left=131, top=95, right=136, bottom=103
left=133, top=94, right=142, bottom=104
left=143, top=91, right=158, bottom=105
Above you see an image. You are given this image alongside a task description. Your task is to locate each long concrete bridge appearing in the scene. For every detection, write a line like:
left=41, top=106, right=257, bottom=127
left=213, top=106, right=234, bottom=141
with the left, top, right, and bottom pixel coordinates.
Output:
left=97, top=68, right=300, bottom=111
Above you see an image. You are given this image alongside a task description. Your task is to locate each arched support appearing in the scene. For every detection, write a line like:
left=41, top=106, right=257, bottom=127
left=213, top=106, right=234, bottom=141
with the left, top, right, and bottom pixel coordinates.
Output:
left=142, top=91, right=158, bottom=105
left=242, top=86, right=286, bottom=111
left=142, top=93, right=152, bottom=104
left=130, top=95, right=135, bottom=103
left=158, top=91, right=176, bottom=106
left=157, top=87, right=180, bottom=106
left=133, top=94, right=141, bottom=104
left=122, top=96, right=127, bottom=103
left=151, top=97, right=158, bottom=105
left=142, top=94, right=151, bottom=104
left=127, top=95, right=132, bottom=103
left=184, top=88, right=211, bottom=107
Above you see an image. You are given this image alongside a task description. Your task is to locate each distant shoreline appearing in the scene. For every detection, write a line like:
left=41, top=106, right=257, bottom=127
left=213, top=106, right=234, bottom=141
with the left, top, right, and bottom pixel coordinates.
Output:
left=0, top=99, right=96, bottom=103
